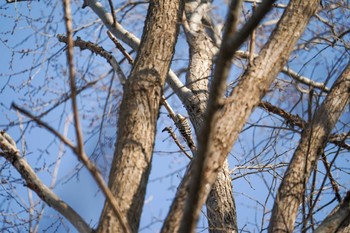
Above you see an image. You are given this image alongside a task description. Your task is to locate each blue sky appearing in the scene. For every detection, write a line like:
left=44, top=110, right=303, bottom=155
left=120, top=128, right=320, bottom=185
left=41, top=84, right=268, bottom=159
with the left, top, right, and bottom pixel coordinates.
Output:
left=1, top=1, right=350, bottom=232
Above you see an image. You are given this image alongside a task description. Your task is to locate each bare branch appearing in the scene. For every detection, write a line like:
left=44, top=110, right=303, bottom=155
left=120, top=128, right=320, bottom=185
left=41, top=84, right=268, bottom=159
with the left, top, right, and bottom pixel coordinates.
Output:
left=0, top=134, right=92, bottom=233
left=235, top=50, right=330, bottom=92
left=107, top=0, right=117, bottom=28
left=162, top=127, right=192, bottom=160
left=6, top=0, right=36, bottom=3
left=12, top=103, right=132, bottom=233
left=62, top=0, right=84, bottom=159
left=230, top=163, right=289, bottom=180
left=57, top=35, right=126, bottom=84
left=107, top=31, right=133, bottom=65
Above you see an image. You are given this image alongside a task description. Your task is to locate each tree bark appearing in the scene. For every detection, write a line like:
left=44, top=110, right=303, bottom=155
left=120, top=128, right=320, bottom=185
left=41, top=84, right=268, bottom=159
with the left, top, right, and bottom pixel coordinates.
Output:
left=314, top=192, right=350, bottom=233
left=206, top=160, right=237, bottom=233
left=268, top=62, right=350, bottom=233
left=96, top=1, right=183, bottom=232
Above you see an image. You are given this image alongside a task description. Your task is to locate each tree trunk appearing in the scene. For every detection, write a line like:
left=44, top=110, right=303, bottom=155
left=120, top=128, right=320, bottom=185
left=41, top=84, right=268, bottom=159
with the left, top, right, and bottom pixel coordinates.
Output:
left=96, top=1, right=183, bottom=232
left=169, top=1, right=239, bottom=232
left=268, top=62, right=350, bottom=233
left=206, top=160, right=237, bottom=233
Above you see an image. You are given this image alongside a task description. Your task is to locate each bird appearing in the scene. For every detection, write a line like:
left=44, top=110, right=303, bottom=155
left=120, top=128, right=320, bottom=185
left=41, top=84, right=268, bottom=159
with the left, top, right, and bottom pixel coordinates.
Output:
left=175, top=114, right=196, bottom=150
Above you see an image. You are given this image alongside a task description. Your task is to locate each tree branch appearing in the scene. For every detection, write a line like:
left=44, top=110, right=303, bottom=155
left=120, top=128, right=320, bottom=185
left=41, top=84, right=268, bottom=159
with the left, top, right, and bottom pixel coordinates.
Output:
left=162, top=127, right=192, bottom=160
left=57, top=35, right=126, bottom=84
left=0, top=133, right=92, bottom=233
left=63, top=0, right=84, bottom=167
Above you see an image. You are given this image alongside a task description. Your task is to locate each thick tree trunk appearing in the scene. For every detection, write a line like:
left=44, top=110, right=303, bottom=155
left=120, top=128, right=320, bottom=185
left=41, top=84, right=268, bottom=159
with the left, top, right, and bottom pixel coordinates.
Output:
left=268, top=63, right=350, bottom=233
left=96, top=1, right=183, bottom=232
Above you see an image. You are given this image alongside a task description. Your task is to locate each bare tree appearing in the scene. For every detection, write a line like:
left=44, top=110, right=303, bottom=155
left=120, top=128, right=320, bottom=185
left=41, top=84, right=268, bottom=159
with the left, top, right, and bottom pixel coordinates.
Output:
left=0, top=0, right=349, bottom=233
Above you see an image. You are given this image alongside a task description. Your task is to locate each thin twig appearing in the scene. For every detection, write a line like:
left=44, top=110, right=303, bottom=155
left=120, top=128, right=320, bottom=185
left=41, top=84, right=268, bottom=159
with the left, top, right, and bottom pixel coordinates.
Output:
left=107, top=30, right=134, bottom=64
left=162, top=127, right=192, bottom=160
left=6, top=0, right=36, bottom=3
left=62, top=0, right=84, bottom=158
left=38, top=80, right=98, bottom=118
left=230, top=163, right=289, bottom=180
left=321, top=153, right=342, bottom=202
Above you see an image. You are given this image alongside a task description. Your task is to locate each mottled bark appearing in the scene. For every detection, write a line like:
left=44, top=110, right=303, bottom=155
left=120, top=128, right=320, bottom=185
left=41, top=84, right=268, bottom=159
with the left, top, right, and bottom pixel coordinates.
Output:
left=96, top=1, right=183, bottom=232
left=335, top=212, right=350, bottom=233
left=183, top=0, right=215, bottom=132
left=206, top=160, right=237, bottom=233
left=268, top=63, right=350, bottom=233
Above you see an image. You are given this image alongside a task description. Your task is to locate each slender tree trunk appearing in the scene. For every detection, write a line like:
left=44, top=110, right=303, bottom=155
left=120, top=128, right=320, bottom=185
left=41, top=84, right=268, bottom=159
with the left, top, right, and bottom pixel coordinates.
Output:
left=96, top=1, right=183, bottom=232
left=206, top=160, right=237, bottom=233
left=169, top=1, right=239, bottom=232
left=268, top=63, right=350, bottom=233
